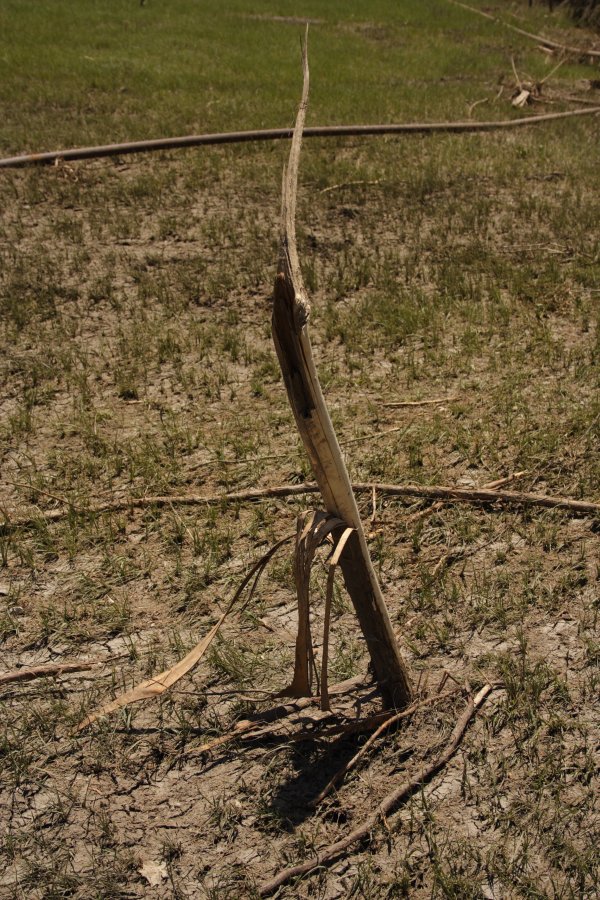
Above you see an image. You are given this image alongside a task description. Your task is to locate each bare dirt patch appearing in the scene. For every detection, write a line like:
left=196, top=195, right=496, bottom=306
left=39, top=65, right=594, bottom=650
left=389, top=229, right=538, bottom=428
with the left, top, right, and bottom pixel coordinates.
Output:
left=1, top=127, right=599, bottom=897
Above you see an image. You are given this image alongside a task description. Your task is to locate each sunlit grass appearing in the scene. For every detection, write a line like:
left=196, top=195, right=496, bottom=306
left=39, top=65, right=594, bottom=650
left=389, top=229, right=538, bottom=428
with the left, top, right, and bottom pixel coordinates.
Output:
left=0, top=1, right=599, bottom=897
left=0, top=0, right=594, bottom=151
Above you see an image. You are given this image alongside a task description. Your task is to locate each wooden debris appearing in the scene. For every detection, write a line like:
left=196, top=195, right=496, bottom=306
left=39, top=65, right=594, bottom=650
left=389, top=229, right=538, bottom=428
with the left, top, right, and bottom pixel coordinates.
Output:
left=270, top=35, right=412, bottom=710
left=258, top=685, right=493, bottom=896
left=447, top=0, right=600, bottom=61
left=383, top=396, right=461, bottom=408
left=0, top=661, right=97, bottom=687
left=4, top=473, right=597, bottom=534
left=404, top=471, right=528, bottom=523
left=311, top=688, right=461, bottom=806
left=513, top=88, right=533, bottom=108
left=3, top=109, right=600, bottom=171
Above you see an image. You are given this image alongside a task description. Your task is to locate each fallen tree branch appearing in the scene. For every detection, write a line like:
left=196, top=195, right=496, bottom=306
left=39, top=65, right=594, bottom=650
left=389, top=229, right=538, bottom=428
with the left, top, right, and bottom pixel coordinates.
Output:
left=561, top=93, right=600, bottom=106
left=3, top=479, right=598, bottom=533
left=404, top=471, right=529, bottom=523
left=447, top=0, right=600, bottom=60
left=258, top=684, right=493, bottom=897
left=0, top=661, right=97, bottom=687
left=1, top=108, right=599, bottom=169
left=362, top=483, right=599, bottom=515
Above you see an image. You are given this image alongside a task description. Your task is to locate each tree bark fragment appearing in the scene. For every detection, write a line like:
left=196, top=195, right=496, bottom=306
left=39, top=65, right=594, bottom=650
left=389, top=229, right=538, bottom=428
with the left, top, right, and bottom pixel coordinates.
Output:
left=271, top=41, right=412, bottom=710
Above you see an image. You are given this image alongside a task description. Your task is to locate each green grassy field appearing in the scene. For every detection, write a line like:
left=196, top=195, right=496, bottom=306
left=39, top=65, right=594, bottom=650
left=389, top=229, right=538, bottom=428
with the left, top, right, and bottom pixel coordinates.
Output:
left=0, top=0, right=596, bottom=149
left=1, top=1, right=599, bottom=897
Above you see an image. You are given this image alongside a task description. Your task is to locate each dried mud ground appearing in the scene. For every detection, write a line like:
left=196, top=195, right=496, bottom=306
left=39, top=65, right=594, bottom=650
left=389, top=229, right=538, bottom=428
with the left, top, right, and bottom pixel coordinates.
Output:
left=1, top=126, right=599, bottom=898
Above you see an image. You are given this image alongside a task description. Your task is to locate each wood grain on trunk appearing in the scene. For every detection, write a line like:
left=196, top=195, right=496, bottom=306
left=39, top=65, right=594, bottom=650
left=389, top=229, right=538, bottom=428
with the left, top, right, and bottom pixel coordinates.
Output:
left=271, top=41, right=412, bottom=710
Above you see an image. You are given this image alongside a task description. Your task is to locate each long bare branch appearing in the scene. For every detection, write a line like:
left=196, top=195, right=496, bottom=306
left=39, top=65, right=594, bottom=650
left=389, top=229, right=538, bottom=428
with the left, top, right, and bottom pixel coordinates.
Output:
left=1, top=108, right=599, bottom=169
left=446, top=0, right=600, bottom=60
left=3, top=480, right=598, bottom=533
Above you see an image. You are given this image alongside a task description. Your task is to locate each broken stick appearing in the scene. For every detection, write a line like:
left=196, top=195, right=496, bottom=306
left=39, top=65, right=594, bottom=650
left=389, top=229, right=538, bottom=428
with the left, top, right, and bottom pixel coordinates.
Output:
left=271, top=38, right=412, bottom=710
left=0, top=661, right=97, bottom=687
left=258, top=684, right=493, bottom=896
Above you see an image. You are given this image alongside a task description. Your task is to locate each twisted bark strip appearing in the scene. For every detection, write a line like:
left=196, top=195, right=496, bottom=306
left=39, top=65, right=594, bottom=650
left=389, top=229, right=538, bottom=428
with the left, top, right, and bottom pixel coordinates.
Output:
left=286, top=511, right=345, bottom=698
left=271, top=39, right=412, bottom=710
left=1, top=108, right=599, bottom=169
left=258, top=685, right=492, bottom=897
left=320, top=525, right=355, bottom=711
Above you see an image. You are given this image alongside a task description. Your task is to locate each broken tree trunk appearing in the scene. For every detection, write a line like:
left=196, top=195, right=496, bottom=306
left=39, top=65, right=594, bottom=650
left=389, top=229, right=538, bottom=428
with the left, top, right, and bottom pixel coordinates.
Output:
left=271, top=42, right=412, bottom=710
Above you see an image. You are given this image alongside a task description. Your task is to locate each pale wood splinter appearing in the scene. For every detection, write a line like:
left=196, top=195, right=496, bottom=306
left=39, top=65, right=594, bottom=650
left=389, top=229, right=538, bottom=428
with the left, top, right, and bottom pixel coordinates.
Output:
left=271, top=38, right=412, bottom=710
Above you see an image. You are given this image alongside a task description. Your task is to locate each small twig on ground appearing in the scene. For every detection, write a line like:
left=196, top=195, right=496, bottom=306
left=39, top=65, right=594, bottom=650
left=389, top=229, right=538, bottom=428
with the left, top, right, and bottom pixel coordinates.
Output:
left=5, top=479, right=86, bottom=511
left=382, top=396, right=461, bottom=408
left=311, top=688, right=461, bottom=806
left=259, top=685, right=493, bottom=896
left=0, top=661, right=97, bottom=687
left=539, top=55, right=567, bottom=86
left=467, top=97, right=489, bottom=117
left=446, top=0, right=600, bottom=61
left=511, top=56, right=523, bottom=92
left=319, top=179, right=382, bottom=193
left=482, top=471, right=529, bottom=491
left=369, top=485, right=378, bottom=529
left=560, top=93, right=600, bottom=106
left=436, top=669, right=463, bottom=693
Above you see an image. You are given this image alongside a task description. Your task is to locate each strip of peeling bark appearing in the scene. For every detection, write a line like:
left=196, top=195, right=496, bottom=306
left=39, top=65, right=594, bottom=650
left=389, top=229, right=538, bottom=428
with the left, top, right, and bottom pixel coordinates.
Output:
left=270, top=39, right=412, bottom=710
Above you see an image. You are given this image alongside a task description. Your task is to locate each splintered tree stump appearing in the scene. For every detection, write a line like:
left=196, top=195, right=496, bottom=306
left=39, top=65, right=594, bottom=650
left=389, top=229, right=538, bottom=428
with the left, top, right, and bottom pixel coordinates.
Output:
left=271, top=41, right=412, bottom=710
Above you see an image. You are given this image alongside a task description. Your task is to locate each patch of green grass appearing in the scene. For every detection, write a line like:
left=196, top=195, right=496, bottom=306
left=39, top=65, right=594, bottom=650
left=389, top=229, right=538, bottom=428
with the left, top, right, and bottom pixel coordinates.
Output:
left=0, top=0, right=595, bottom=153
